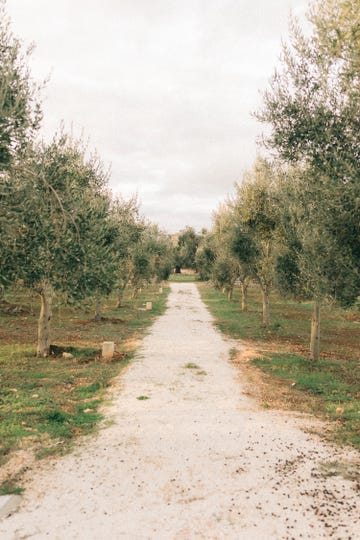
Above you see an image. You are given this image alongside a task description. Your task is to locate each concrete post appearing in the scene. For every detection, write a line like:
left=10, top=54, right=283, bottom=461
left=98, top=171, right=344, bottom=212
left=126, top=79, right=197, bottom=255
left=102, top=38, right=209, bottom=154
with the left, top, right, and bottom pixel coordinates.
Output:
left=102, top=341, right=115, bottom=360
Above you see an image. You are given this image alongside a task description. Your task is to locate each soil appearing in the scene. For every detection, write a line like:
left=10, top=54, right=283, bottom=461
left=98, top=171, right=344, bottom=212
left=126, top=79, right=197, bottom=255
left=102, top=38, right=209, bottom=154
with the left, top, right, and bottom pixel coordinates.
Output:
left=0, top=282, right=359, bottom=539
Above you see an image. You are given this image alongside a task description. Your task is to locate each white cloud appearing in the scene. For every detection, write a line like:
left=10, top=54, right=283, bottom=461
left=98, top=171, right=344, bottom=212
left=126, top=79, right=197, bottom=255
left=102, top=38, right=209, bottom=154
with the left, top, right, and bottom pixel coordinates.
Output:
left=7, top=0, right=309, bottom=232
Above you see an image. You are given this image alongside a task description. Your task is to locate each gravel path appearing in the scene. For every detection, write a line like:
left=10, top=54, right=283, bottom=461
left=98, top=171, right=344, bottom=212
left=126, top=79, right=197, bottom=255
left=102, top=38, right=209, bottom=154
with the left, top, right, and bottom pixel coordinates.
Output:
left=1, top=282, right=359, bottom=539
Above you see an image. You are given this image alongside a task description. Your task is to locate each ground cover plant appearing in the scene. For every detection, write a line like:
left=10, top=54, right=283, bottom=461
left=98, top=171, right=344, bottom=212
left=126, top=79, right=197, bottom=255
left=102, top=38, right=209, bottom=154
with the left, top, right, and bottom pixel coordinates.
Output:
left=198, top=282, right=360, bottom=449
left=169, top=272, right=199, bottom=283
left=0, top=284, right=169, bottom=493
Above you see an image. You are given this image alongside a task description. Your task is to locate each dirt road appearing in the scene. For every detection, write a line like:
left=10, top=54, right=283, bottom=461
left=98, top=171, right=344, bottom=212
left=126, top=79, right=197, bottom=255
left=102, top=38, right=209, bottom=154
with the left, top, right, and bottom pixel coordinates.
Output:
left=1, top=282, right=359, bottom=539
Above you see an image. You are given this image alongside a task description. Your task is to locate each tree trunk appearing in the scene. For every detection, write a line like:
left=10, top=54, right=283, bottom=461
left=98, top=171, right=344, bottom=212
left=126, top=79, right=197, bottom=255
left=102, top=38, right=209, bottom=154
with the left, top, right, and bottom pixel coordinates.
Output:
left=227, top=287, right=233, bottom=302
left=117, top=287, right=125, bottom=308
left=241, top=283, right=248, bottom=312
left=37, top=280, right=53, bottom=357
left=94, top=297, right=102, bottom=322
left=310, top=299, right=321, bottom=361
left=132, top=287, right=139, bottom=299
left=261, top=287, right=270, bottom=327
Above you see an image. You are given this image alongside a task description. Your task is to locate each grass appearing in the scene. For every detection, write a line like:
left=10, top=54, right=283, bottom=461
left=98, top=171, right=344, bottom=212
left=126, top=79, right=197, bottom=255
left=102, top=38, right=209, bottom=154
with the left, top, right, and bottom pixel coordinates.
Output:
left=169, top=272, right=199, bottom=283
left=254, top=354, right=360, bottom=447
left=0, top=481, right=25, bottom=496
left=198, top=281, right=360, bottom=449
left=0, top=283, right=169, bottom=489
left=184, top=362, right=200, bottom=369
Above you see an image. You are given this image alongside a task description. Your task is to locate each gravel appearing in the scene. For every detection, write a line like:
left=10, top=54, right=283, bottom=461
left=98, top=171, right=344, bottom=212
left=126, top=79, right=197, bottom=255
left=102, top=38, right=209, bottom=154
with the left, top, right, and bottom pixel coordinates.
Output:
left=1, top=282, right=359, bottom=539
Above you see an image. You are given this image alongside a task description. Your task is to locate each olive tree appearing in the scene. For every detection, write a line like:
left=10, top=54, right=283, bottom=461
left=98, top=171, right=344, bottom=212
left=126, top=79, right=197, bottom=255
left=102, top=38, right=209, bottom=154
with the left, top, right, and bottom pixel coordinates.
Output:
left=15, top=132, right=120, bottom=356
left=111, top=196, right=143, bottom=308
left=130, top=224, right=173, bottom=297
left=195, top=231, right=216, bottom=281
left=211, top=203, right=249, bottom=305
left=231, top=159, right=280, bottom=326
left=151, top=229, right=174, bottom=283
left=174, top=226, right=200, bottom=272
left=257, top=0, right=360, bottom=357
left=275, top=166, right=359, bottom=360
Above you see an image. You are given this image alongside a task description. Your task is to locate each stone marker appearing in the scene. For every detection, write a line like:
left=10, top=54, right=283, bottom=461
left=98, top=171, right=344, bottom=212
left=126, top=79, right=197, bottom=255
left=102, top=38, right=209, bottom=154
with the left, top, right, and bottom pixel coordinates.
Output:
left=146, top=302, right=152, bottom=311
left=102, top=341, right=115, bottom=360
left=0, top=495, right=22, bottom=519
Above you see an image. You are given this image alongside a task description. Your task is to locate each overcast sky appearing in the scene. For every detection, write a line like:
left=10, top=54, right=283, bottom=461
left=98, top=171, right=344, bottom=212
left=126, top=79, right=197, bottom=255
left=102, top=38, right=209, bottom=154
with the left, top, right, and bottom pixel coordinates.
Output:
left=7, top=0, right=309, bottom=232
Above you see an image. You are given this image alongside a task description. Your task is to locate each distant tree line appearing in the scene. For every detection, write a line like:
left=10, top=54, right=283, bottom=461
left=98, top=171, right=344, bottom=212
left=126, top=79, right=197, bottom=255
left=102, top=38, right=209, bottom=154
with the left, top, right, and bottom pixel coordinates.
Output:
left=0, top=2, right=174, bottom=356
left=195, top=0, right=360, bottom=360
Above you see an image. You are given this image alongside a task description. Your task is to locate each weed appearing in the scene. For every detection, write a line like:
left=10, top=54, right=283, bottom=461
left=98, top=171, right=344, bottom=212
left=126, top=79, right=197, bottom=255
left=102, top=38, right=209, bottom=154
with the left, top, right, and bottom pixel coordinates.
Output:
left=0, top=481, right=24, bottom=496
left=44, top=409, right=68, bottom=424
left=137, top=396, right=149, bottom=400
left=184, top=362, right=200, bottom=369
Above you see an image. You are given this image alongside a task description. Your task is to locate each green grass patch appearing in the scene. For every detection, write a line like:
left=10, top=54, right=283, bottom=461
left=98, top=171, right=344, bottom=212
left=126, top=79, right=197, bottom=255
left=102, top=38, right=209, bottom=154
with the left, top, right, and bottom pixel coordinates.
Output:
left=75, top=382, right=102, bottom=398
left=0, top=481, right=24, bottom=496
left=0, top=283, right=169, bottom=475
left=169, top=273, right=199, bottom=282
left=197, top=283, right=271, bottom=341
left=254, top=354, right=360, bottom=447
left=198, top=282, right=360, bottom=449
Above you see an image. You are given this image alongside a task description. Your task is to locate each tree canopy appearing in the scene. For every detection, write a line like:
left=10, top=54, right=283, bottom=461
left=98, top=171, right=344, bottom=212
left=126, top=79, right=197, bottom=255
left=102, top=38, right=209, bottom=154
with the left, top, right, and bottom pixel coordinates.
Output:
left=0, top=1, right=42, bottom=172
left=174, top=226, right=200, bottom=271
left=258, top=0, right=360, bottom=183
left=0, top=3, right=43, bottom=290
